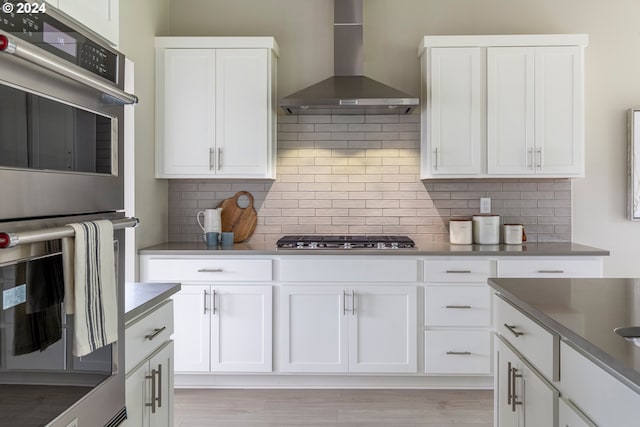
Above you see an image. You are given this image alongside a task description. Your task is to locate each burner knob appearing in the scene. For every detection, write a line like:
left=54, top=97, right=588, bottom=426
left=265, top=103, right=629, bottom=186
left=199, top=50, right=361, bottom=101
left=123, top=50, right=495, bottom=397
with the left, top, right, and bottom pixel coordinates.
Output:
left=309, top=242, right=318, bottom=249
left=391, top=242, right=399, bottom=249
left=377, top=242, right=386, bottom=249
left=344, top=243, right=352, bottom=249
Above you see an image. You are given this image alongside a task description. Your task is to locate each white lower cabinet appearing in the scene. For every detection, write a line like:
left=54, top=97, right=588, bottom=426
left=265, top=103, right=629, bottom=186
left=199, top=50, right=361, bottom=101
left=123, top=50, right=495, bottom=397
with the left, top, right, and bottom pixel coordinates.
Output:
left=123, top=299, right=175, bottom=427
left=558, top=397, right=596, bottom=427
left=125, top=341, right=174, bottom=427
left=279, top=285, right=417, bottom=373
left=172, top=284, right=272, bottom=373
left=495, top=335, right=558, bottom=427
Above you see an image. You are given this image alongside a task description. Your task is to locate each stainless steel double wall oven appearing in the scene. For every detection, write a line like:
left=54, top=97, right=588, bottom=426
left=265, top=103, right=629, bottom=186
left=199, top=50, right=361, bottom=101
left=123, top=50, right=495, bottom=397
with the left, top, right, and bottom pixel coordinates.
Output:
left=0, top=4, right=136, bottom=426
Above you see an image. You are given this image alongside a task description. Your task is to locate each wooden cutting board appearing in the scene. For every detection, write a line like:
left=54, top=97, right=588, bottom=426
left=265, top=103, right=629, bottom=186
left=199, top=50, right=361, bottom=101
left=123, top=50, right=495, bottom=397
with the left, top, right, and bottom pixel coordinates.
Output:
left=217, top=191, right=257, bottom=242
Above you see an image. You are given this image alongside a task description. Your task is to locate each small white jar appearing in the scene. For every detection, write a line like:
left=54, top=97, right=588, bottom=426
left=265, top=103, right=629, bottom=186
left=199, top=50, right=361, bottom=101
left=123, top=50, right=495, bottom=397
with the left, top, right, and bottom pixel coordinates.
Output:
left=449, top=219, right=473, bottom=244
left=503, top=224, right=526, bottom=245
left=472, top=215, right=500, bottom=244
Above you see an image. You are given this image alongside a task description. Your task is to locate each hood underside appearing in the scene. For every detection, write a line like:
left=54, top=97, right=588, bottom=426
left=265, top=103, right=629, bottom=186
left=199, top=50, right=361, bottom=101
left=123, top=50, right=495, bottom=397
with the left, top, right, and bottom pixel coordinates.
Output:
left=278, top=0, right=419, bottom=115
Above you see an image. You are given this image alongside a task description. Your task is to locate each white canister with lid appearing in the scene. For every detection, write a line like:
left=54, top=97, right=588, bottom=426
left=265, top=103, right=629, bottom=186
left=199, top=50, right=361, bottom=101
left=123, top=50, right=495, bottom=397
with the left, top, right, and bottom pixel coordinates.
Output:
left=503, top=224, right=526, bottom=245
left=472, top=215, right=500, bottom=244
left=449, top=218, right=473, bottom=245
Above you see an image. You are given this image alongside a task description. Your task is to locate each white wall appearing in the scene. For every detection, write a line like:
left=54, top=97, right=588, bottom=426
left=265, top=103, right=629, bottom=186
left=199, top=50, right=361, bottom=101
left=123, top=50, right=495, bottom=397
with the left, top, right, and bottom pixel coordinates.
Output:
left=119, top=0, right=171, bottom=278
left=167, top=0, right=640, bottom=276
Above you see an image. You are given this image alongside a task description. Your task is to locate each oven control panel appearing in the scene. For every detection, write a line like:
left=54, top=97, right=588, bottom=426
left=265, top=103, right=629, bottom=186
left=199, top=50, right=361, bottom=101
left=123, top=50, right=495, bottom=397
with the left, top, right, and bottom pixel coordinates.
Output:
left=0, top=4, right=119, bottom=84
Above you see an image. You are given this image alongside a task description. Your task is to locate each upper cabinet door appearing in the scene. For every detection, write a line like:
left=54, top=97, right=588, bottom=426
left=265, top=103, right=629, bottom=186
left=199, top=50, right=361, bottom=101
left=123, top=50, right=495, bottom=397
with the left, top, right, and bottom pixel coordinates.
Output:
left=535, top=46, right=584, bottom=176
left=487, top=47, right=535, bottom=175
left=57, top=0, right=119, bottom=46
left=157, top=49, right=216, bottom=177
left=427, top=48, right=482, bottom=176
left=215, top=49, right=270, bottom=177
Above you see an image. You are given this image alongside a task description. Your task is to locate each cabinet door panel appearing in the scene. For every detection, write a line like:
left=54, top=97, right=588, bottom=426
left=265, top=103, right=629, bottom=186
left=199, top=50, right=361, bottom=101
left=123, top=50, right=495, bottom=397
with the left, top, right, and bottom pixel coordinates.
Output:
left=487, top=47, right=535, bottom=175
left=211, top=286, right=272, bottom=372
left=521, top=360, right=558, bottom=427
left=495, top=336, right=521, bottom=427
left=349, top=286, right=417, bottom=373
left=172, top=285, right=210, bottom=372
left=429, top=48, right=482, bottom=175
left=148, top=341, right=174, bottom=427
left=535, top=46, right=583, bottom=176
left=159, top=49, right=215, bottom=176
left=279, top=286, right=348, bottom=373
left=123, top=361, right=150, bottom=427
left=215, top=49, right=269, bottom=177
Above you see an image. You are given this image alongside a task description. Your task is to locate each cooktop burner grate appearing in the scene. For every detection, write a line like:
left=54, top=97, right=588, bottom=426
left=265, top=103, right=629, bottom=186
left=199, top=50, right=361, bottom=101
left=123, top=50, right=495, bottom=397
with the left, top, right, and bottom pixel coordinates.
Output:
left=276, top=235, right=415, bottom=249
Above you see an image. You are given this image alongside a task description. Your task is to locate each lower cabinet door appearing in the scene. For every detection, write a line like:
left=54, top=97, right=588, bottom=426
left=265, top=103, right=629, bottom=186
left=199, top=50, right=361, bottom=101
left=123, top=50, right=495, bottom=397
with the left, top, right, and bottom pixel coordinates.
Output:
left=521, top=360, right=558, bottom=427
left=279, top=286, right=349, bottom=373
left=495, top=336, right=521, bottom=427
left=172, top=285, right=210, bottom=372
left=148, top=341, right=174, bottom=427
left=124, top=360, right=149, bottom=427
left=348, top=286, right=417, bottom=373
left=211, top=285, right=272, bottom=372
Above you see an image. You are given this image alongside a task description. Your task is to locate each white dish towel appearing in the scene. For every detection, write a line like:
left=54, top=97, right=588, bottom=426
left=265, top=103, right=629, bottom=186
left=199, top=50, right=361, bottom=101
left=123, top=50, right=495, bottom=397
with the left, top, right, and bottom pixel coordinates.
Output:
left=62, top=220, right=117, bottom=357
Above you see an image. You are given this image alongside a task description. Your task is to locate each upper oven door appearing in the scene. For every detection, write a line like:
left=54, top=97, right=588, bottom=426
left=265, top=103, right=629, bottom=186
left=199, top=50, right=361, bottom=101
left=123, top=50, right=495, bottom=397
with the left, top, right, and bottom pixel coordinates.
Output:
left=0, top=10, right=134, bottom=220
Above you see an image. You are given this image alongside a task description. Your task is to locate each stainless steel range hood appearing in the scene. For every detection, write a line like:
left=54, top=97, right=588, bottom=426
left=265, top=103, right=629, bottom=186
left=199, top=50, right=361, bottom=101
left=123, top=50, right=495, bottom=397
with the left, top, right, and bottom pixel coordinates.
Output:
left=279, top=0, right=418, bottom=115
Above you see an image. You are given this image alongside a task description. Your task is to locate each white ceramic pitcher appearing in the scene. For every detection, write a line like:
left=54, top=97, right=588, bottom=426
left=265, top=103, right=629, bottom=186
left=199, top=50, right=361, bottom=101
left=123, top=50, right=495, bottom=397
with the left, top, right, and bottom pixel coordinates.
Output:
left=197, top=208, right=222, bottom=239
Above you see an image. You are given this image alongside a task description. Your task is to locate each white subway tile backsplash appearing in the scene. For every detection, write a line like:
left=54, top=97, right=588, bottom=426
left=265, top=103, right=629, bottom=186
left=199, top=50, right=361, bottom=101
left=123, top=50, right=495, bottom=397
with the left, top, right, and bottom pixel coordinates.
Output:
left=168, top=115, right=572, bottom=244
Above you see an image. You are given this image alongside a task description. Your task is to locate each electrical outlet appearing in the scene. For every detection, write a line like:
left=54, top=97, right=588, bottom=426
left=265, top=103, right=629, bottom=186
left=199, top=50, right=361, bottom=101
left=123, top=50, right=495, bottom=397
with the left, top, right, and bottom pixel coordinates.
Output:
left=66, top=418, right=78, bottom=427
left=480, top=198, right=491, bottom=213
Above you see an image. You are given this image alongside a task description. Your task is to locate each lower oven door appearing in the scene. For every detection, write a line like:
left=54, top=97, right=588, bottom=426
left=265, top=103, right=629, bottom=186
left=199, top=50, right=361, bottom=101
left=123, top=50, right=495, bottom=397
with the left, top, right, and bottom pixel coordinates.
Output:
left=0, top=213, right=126, bottom=426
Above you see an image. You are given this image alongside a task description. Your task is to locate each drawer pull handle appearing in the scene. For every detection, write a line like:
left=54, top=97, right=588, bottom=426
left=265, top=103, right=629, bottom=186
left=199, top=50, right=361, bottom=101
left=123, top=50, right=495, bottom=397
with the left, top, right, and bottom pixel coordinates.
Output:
left=198, top=268, right=224, bottom=273
left=511, top=366, right=523, bottom=412
left=504, top=324, right=524, bottom=337
left=446, top=305, right=472, bottom=309
left=446, top=351, right=471, bottom=355
left=537, top=270, right=564, bottom=274
left=156, top=364, right=162, bottom=408
left=145, top=326, right=167, bottom=340
left=446, top=270, right=472, bottom=274
left=507, top=361, right=513, bottom=405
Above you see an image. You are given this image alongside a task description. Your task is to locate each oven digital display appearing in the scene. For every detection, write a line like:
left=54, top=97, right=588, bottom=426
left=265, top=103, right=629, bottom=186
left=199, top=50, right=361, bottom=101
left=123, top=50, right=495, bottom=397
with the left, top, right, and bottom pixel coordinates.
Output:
left=42, top=21, right=77, bottom=57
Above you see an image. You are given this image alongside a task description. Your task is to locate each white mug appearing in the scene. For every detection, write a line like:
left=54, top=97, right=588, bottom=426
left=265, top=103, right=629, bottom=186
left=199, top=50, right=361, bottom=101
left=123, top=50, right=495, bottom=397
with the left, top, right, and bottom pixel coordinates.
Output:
left=197, top=208, right=222, bottom=237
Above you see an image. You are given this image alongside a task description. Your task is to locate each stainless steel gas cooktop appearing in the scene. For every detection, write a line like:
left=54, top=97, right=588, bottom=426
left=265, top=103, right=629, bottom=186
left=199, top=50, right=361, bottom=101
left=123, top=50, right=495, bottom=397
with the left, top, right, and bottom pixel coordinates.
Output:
left=276, top=235, right=415, bottom=249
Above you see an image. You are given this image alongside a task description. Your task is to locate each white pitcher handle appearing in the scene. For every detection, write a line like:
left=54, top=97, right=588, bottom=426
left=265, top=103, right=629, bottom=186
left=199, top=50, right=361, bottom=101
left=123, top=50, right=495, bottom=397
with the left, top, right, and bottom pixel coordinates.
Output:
left=196, top=211, right=206, bottom=232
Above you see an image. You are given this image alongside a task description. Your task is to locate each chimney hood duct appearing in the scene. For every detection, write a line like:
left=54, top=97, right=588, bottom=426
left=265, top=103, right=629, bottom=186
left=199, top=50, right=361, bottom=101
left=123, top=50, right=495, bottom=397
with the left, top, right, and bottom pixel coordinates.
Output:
left=279, top=0, right=419, bottom=115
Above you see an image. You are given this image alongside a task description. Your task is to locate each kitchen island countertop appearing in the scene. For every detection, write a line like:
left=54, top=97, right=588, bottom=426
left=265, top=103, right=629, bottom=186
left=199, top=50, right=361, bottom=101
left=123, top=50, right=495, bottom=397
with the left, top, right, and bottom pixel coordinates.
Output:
left=125, top=282, right=181, bottom=323
left=139, top=241, right=609, bottom=256
left=489, top=277, right=640, bottom=394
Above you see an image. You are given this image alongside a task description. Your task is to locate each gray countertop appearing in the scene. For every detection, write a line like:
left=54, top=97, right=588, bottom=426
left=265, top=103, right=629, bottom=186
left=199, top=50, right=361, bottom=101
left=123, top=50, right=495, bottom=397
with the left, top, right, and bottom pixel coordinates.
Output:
left=488, top=277, right=640, bottom=394
left=139, top=241, right=609, bottom=256
left=125, top=282, right=181, bottom=323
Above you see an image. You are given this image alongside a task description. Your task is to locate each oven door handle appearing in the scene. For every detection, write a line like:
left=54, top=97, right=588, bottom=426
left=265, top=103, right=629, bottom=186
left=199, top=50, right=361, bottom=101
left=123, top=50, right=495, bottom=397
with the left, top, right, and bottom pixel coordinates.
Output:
left=0, top=33, right=138, bottom=105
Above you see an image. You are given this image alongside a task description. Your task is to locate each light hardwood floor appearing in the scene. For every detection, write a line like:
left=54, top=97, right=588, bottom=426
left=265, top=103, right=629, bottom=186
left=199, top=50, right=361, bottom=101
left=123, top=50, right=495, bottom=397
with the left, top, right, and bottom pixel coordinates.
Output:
left=174, top=389, right=493, bottom=427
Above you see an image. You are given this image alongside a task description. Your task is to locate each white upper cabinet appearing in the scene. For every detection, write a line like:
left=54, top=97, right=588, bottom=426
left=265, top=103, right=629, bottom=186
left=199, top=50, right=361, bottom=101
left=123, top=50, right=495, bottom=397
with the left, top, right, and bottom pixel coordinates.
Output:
left=419, top=35, right=587, bottom=179
left=424, top=48, right=482, bottom=176
left=155, top=37, right=279, bottom=179
left=48, top=0, right=119, bottom=46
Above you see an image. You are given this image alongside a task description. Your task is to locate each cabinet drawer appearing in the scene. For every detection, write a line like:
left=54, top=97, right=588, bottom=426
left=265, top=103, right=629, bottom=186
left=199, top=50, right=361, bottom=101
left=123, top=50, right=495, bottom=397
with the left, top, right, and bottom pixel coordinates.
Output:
left=125, top=300, right=174, bottom=372
left=560, top=341, right=640, bottom=427
left=497, top=258, right=602, bottom=278
left=424, top=260, right=492, bottom=283
left=279, top=258, right=418, bottom=282
left=424, top=330, right=491, bottom=375
left=144, top=258, right=272, bottom=282
left=425, top=285, right=491, bottom=327
left=494, top=295, right=558, bottom=381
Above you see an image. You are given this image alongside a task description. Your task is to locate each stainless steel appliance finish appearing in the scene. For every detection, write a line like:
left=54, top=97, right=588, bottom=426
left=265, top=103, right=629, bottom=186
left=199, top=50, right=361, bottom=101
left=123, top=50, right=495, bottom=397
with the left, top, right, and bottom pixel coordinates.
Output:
left=278, top=0, right=418, bottom=114
left=0, top=213, right=129, bottom=427
left=277, top=235, right=415, bottom=249
left=0, top=5, right=136, bottom=221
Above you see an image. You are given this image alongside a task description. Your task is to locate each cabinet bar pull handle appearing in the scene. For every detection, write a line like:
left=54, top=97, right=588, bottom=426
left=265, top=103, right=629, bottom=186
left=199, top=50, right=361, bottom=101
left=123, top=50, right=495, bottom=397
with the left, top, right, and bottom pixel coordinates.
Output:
left=218, top=148, right=222, bottom=170
left=352, top=290, right=356, bottom=316
left=209, top=148, right=214, bottom=170
left=537, top=270, right=564, bottom=274
left=446, top=351, right=471, bottom=355
left=446, top=305, right=472, bottom=309
left=434, top=147, right=438, bottom=171
left=511, top=366, right=523, bottom=412
left=198, top=268, right=224, bottom=273
left=343, top=290, right=347, bottom=315
left=204, top=290, right=208, bottom=314
left=536, top=147, right=542, bottom=169
left=144, top=326, right=167, bottom=340
left=507, top=361, right=513, bottom=405
left=528, top=147, right=534, bottom=169
left=156, top=364, right=162, bottom=408
left=504, top=324, right=524, bottom=337
left=212, top=289, right=217, bottom=315
left=445, top=270, right=472, bottom=274
left=145, top=369, right=157, bottom=413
